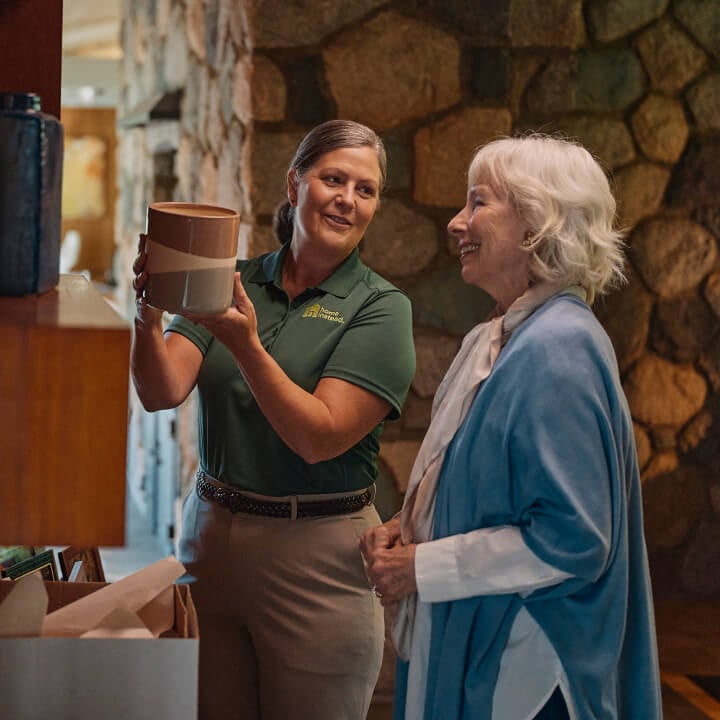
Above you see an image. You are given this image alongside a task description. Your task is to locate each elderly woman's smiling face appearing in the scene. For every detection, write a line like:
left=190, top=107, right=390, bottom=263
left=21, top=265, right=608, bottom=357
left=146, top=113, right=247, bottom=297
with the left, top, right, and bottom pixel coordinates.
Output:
left=448, top=178, right=531, bottom=312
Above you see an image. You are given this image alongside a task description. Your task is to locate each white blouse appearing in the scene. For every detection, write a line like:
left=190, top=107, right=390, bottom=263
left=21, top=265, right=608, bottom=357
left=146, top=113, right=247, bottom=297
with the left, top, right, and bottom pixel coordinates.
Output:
left=405, top=525, right=577, bottom=720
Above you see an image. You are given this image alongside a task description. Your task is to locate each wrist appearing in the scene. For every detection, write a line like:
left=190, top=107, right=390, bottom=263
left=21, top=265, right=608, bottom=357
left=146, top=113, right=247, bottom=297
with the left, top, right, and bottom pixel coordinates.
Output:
left=133, top=312, right=164, bottom=334
left=232, top=332, right=264, bottom=367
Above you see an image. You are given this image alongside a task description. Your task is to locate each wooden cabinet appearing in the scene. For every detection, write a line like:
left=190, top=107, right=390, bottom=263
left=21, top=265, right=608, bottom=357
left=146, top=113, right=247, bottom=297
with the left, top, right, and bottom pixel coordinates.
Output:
left=0, top=275, right=130, bottom=545
left=0, top=2, right=129, bottom=546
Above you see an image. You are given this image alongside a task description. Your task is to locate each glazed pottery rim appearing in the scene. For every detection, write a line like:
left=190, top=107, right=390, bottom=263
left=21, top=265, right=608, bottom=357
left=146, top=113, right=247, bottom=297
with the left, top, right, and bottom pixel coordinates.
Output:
left=149, top=201, right=240, bottom=219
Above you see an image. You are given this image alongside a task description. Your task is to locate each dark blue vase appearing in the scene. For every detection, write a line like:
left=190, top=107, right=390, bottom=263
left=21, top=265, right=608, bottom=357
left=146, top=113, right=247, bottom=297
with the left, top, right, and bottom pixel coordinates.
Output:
left=0, top=92, right=63, bottom=295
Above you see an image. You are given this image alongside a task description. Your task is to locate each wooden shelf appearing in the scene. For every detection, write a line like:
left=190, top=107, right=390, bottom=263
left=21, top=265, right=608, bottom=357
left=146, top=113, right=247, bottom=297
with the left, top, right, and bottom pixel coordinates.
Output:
left=0, top=275, right=130, bottom=545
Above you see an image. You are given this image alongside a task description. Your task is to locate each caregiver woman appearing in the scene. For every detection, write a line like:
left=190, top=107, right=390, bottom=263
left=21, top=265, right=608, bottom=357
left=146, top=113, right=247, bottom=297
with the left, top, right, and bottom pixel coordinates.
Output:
left=361, top=134, right=662, bottom=720
left=132, top=120, right=415, bottom=720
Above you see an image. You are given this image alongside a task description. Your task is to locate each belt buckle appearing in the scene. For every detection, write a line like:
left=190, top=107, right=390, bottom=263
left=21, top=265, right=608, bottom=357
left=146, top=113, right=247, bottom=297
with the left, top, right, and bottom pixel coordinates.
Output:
left=229, top=493, right=243, bottom=514
left=367, top=483, right=376, bottom=506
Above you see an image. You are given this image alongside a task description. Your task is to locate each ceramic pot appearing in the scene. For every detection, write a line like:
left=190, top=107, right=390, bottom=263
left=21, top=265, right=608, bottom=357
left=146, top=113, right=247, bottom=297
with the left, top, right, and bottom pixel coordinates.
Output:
left=144, top=202, right=241, bottom=314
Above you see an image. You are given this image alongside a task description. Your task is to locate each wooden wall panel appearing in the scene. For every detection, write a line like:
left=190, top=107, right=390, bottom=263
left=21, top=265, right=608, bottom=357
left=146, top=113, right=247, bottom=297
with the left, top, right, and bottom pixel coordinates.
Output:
left=0, top=0, right=63, bottom=118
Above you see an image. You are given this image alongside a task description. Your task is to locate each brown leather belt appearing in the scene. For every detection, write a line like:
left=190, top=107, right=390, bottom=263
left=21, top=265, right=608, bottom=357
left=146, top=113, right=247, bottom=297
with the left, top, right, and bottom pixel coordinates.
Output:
left=196, top=471, right=374, bottom=519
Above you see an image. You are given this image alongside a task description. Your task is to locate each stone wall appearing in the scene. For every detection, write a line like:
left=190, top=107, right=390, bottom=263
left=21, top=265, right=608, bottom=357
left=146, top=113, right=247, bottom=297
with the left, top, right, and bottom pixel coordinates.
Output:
left=116, top=0, right=255, bottom=507
left=117, top=0, right=720, bottom=604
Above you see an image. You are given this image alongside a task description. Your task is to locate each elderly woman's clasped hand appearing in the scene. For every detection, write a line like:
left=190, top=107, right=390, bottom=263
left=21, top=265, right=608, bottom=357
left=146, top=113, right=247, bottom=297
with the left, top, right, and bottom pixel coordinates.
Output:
left=360, top=516, right=417, bottom=606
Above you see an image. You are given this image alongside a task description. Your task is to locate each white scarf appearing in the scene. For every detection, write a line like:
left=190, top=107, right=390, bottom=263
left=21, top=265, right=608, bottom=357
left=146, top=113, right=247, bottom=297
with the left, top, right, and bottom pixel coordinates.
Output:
left=392, top=283, right=586, bottom=660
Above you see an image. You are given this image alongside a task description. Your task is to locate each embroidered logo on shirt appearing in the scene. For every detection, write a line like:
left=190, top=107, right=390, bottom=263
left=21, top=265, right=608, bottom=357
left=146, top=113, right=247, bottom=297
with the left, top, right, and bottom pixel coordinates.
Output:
left=302, top=303, right=345, bottom=324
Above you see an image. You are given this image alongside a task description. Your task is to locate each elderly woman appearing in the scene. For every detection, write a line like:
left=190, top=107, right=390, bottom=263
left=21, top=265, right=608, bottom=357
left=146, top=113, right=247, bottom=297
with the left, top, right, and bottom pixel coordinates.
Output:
left=361, top=134, right=662, bottom=720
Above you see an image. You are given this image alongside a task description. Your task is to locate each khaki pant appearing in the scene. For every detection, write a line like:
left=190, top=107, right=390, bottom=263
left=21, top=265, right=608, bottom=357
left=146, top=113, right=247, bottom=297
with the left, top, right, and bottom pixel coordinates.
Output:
left=178, top=486, right=384, bottom=720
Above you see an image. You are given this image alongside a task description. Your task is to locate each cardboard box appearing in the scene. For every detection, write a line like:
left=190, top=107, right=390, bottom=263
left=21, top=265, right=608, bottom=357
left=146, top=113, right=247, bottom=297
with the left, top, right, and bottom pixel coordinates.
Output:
left=0, top=580, right=199, bottom=720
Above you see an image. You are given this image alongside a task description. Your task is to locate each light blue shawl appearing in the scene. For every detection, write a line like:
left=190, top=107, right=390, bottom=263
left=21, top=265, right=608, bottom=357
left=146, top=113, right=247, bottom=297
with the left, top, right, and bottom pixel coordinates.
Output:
left=395, top=293, right=661, bottom=720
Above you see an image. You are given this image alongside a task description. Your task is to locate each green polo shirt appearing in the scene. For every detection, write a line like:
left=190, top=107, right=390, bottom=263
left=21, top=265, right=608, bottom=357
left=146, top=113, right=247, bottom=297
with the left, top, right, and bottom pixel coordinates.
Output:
left=166, top=245, right=416, bottom=496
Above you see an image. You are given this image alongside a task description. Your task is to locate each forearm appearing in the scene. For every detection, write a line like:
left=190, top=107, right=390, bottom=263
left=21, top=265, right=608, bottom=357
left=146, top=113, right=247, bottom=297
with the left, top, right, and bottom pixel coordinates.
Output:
left=415, top=525, right=573, bottom=603
left=131, top=321, right=188, bottom=411
left=231, top=336, right=347, bottom=463
left=188, top=273, right=394, bottom=465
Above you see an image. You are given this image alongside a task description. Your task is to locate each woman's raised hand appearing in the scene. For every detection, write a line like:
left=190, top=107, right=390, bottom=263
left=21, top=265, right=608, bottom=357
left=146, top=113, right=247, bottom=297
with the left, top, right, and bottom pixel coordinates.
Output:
left=183, top=272, right=259, bottom=355
left=132, top=233, right=164, bottom=328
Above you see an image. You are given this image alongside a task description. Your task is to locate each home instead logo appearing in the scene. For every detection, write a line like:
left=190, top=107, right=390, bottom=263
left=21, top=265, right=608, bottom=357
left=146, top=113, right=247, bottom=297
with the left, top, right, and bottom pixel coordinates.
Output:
left=302, top=303, right=345, bottom=324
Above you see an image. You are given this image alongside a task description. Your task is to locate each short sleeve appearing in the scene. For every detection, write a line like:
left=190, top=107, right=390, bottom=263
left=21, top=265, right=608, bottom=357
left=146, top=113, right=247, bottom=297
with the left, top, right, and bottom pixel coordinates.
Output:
left=166, top=314, right=214, bottom=355
left=322, top=290, right=415, bottom=419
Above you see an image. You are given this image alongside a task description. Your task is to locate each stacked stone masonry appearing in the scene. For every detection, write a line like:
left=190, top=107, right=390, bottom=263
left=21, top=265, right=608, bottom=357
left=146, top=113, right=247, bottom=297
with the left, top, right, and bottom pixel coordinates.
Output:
left=118, top=0, right=720, bottom=601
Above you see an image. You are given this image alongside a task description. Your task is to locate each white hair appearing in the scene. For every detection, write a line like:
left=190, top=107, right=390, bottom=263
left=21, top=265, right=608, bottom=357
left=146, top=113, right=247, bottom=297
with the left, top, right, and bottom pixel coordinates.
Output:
left=468, top=133, right=626, bottom=300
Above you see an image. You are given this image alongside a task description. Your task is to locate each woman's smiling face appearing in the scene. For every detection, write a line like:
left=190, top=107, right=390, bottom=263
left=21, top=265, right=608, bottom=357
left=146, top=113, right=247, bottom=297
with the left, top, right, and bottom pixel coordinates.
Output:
left=447, top=180, right=530, bottom=311
left=288, top=146, right=381, bottom=259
